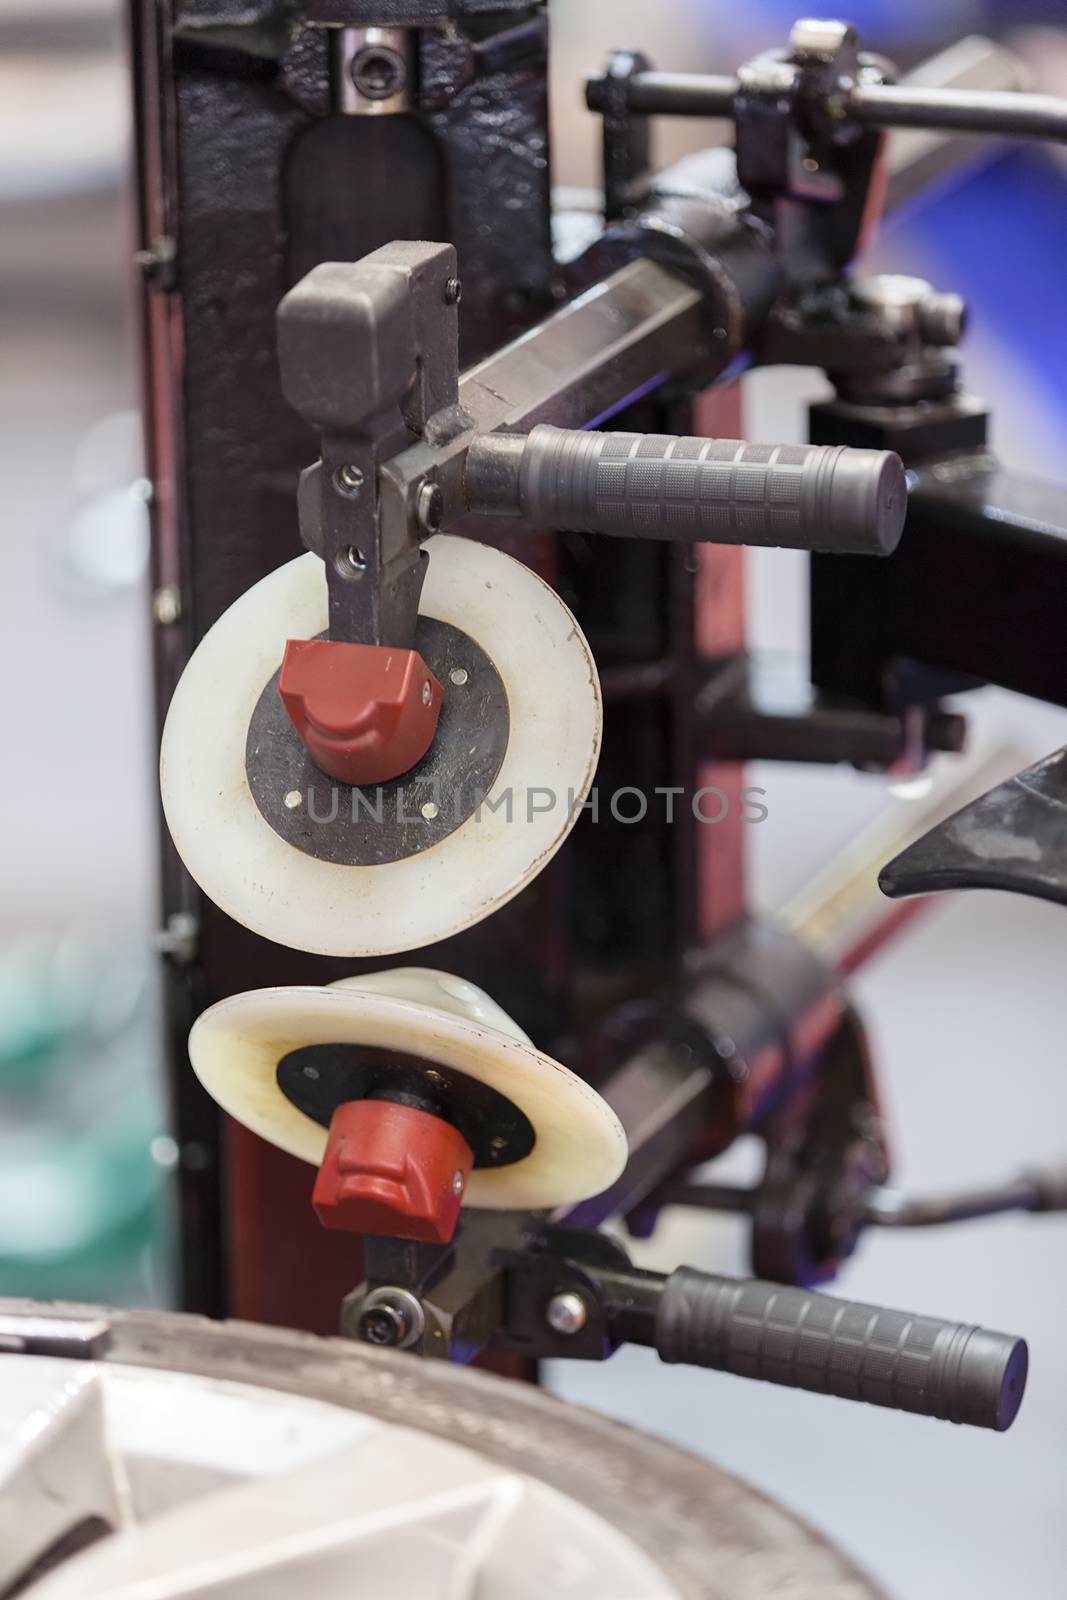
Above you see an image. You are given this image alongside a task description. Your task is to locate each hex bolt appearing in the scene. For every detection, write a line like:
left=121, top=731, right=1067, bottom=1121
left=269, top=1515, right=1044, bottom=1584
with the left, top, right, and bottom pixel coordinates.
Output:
left=356, top=1287, right=425, bottom=1350
left=417, top=481, right=444, bottom=534
left=545, top=1290, right=589, bottom=1336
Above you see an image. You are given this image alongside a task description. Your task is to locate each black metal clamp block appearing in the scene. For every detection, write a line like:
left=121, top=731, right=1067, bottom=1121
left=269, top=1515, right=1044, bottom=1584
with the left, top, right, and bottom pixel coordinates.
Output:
left=276, top=241, right=462, bottom=646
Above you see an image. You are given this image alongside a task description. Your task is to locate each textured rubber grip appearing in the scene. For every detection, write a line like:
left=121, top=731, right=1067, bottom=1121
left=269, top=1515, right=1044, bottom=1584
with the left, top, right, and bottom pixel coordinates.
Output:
left=656, top=1268, right=1027, bottom=1431
left=465, top=426, right=906, bottom=555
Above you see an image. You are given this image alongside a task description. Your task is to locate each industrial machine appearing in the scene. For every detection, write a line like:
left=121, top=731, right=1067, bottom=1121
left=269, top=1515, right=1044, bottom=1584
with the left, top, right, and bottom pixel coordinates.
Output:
left=9, top=5, right=1063, bottom=1593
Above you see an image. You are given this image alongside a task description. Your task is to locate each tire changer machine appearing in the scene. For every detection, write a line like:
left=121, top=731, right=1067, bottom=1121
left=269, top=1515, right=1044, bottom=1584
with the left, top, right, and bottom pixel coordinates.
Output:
left=9, top=11, right=1067, bottom=1589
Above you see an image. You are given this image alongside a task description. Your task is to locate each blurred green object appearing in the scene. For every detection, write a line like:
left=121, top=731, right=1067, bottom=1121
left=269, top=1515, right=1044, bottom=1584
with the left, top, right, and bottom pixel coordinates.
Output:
left=0, top=928, right=175, bottom=1305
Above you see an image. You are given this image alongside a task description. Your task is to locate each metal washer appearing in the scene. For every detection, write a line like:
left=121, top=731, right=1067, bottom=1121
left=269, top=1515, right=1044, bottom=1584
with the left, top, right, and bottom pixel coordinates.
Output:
left=275, top=1040, right=536, bottom=1169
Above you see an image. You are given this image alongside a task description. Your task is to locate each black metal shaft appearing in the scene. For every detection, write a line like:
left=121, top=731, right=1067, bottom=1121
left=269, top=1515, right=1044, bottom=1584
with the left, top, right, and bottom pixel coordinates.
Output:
left=586, top=69, right=739, bottom=118
left=650, top=1164, right=1067, bottom=1229
left=849, top=83, right=1067, bottom=145
left=864, top=1167, right=1067, bottom=1228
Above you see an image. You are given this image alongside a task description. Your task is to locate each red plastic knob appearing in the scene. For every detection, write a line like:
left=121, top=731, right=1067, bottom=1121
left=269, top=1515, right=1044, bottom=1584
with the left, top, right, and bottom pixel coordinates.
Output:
left=279, top=638, right=443, bottom=786
left=312, top=1099, right=474, bottom=1244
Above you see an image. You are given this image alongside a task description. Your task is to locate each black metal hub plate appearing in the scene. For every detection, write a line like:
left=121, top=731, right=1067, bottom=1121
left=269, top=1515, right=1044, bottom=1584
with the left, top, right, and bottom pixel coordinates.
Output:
left=276, top=1044, right=536, bottom=1169
left=246, top=618, right=509, bottom=866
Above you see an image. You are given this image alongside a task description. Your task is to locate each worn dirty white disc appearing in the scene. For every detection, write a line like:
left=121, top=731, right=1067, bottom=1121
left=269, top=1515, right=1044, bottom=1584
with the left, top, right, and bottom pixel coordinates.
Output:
left=160, top=536, right=601, bottom=957
left=187, top=968, right=628, bottom=1211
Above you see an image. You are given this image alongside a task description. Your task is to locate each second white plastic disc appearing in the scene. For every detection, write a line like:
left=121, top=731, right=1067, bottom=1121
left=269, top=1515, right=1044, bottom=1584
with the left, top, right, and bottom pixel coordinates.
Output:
left=188, top=968, right=628, bottom=1212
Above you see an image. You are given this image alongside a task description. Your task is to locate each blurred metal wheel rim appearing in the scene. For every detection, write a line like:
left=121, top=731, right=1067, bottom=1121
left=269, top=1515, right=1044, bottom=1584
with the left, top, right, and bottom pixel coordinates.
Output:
left=1, top=1299, right=882, bottom=1600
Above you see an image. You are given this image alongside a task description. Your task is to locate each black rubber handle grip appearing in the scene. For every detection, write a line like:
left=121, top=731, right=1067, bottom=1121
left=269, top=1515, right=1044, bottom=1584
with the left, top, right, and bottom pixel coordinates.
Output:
left=465, top=425, right=906, bottom=555
left=656, top=1267, right=1027, bottom=1430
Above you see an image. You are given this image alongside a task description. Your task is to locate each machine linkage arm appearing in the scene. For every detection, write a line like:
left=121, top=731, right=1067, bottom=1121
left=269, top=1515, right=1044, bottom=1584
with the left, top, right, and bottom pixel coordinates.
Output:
left=340, top=924, right=1032, bottom=1434
left=348, top=1221, right=1028, bottom=1433
left=278, top=243, right=906, bottom=653
left=511, top=1244, right=1027, bottom=1434
left=652, top=1161, right=1067, bottom=1236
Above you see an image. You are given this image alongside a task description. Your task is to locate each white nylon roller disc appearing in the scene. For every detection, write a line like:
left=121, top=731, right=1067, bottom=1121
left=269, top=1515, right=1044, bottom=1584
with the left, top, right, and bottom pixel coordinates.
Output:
left=160, top=535, right=601, bottom=957
left=187, top=967, right=628, bottom=1211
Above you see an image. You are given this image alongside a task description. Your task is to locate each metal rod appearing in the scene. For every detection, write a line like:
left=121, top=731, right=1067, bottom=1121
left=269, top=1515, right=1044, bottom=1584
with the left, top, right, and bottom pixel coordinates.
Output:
left=587, top=53, right=1067, bottom=147
left=649, top=1167, right=1067, bottom=1229
left=864, top=1174, right=1061, bottom=1228
left=849, top=82, right=1067, bottom=145
left=586, top=69, right=738, bottom=118
left=382, top=259, right=718, bottom=535
left=458, top=259, right=708, bottom=435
